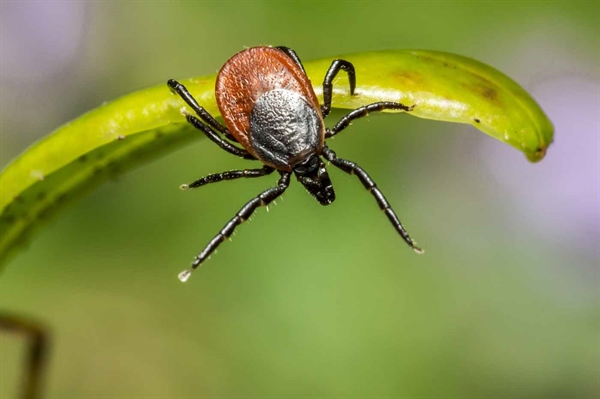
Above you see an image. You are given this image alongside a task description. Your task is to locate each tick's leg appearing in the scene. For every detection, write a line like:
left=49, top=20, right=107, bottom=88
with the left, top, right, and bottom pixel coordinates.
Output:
left=321, top=59, right=356, bottom=118
left=185, top=114, right=256, bottom=160
left=178, top=171, right=291, bottom=282
left=325, top=102, right=415, bottom=139
left=181, top=165, right=275, bottom=190
left=167, top=79, right=237, bottom=142
left=275, top=46, right=307, bottom=75
left=322, top=146, right=423, bottom=254
left=0, top=313, right=49, bottom=399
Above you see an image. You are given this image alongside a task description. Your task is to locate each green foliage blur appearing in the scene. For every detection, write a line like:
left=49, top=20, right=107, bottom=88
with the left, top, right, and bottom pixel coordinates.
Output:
left=1, top=1, right=598, bottom=398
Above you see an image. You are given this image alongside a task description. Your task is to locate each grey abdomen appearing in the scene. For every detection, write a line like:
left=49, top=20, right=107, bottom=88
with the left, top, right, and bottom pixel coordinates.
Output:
left=249, top=89, right=323, bottom=169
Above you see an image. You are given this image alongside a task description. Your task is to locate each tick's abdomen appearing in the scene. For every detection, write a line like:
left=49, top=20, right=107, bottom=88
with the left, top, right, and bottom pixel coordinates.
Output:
left=249, top=89, right=323, bottom=170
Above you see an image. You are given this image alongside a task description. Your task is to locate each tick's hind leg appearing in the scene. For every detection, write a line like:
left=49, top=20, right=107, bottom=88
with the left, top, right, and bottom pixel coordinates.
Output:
left=0, top=313, right=49, bottom=399
left=181, top=165, right=275, bottom=190
left=322, top=146, right=423, bottom=253
left=167, top=79, right=238, bottom=142
left=178, top=171, right=291, bottom=282
left=321, top=59, right=356, bottom=118
left=325, top=102, right=414, bottom=139
left=185, top=114, right=256, bottom=160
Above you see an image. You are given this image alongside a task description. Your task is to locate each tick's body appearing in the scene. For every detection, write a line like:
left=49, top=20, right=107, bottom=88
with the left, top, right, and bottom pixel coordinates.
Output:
left=217, top=47, right=324, bottom=170
left=168, top=46, right=422, bottom=282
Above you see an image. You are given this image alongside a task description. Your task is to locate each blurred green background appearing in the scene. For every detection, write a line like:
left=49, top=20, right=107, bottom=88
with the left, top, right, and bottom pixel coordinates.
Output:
left=1, top=1, right=598, bottom=398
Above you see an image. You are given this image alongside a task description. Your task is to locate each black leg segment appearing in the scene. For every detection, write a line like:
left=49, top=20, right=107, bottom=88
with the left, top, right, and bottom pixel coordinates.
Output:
left=321, top=59, right=356, bottom=118
left=275, top=46, right=307, bottom=75
left=167, top=79, right=238, bottom=142
left=0, top=313, right=49, bottom=399
left=322, top=147, right=423, bottom=254
left=185, top=114, right=256, bottom=160
left=326, top=101, right=415, bottom=139
left=181, top=165, right=275, bottom=190
left=179, top=172, right=292, bottom=282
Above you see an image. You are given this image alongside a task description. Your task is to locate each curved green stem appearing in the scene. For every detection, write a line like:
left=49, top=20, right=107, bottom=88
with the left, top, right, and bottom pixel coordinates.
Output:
left=0, top=49, right=553, bottom=268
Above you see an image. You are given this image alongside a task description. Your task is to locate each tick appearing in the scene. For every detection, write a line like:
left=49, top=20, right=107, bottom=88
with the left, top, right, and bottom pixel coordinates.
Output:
left=168, top=46, right=422, bottom=282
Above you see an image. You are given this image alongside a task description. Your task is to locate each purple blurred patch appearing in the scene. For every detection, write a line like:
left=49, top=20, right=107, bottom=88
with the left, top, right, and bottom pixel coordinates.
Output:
left=480, top=77, right=599, bottom=255
left=1, top=1, right=87, bottom=81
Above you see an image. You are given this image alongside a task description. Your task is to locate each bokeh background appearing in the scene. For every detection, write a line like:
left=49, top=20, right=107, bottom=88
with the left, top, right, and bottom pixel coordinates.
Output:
left=1, top=1, right=598, bottom=398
